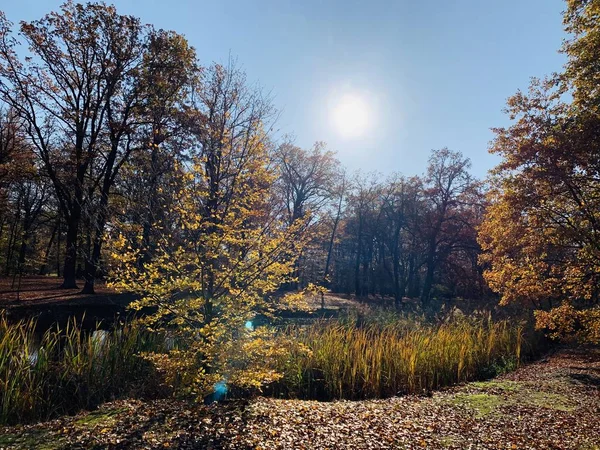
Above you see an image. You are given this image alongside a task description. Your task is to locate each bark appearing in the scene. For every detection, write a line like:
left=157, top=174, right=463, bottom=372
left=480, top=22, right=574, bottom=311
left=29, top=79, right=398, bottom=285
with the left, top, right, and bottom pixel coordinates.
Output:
left=56, top=215, right=61, bottom=277
left=421, top=256, right=435, bottom=306
left=4, top=197, right=20, bottom=276
left=61, top=210, right=80, bottom=289
left=322, top=196, right=342, bottom=309
left=82, top=139, right=119, bottom=294
left=354, top=214, right=363, bottom=297
left=39, top=219, right=58, bottom=275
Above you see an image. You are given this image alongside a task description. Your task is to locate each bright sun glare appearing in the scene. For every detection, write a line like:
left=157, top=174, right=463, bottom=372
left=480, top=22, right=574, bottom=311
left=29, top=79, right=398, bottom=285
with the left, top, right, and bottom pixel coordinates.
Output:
left=332, top=94, right=370, bottom=138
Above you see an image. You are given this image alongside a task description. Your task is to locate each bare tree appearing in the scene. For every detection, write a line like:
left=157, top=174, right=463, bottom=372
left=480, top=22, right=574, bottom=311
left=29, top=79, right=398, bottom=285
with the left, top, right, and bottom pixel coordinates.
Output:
left=274, top=142, right=340, bottom=225
left=420, top=148, right=475, bottom=305
left=0, top=3, right=146, bottom=288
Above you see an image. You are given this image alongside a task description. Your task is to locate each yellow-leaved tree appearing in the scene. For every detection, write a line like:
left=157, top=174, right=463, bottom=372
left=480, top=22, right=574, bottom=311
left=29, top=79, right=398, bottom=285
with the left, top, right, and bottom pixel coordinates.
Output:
left=110, top=62, right=310, bottom=398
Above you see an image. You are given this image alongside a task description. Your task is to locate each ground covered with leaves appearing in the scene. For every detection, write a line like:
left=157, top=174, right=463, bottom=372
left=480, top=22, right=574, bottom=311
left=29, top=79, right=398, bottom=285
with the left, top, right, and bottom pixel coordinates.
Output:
left=1, top=347, right=598, bottom=449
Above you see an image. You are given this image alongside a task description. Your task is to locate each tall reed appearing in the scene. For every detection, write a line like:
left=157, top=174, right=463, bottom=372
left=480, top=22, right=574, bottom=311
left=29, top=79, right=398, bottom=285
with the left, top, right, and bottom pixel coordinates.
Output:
left=273, top=315, right=525, bottom=400
left=0, top=314, right=165, bottom=424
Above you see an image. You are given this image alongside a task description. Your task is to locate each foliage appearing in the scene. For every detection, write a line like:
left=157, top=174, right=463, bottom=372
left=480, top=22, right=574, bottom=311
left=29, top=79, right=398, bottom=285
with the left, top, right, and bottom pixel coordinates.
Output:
left=110, top=62, right=311, bottom=399
left=0, top=1, right=198, bottom=290
left=535, top=304, right=600, bottom=343
left=478, top=0, right=600, bottom=343
left=0, top=314, right=165, bottom=424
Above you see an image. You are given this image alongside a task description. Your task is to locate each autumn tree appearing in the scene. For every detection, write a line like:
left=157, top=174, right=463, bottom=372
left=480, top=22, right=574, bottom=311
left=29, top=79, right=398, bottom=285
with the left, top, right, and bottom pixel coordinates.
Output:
left=0, top=109, right=28, bottom=190
left=0, top=2, right=137, bottom=287
left=111, top=63, right=310, bottom=396
left=274, top=141, right=340, bottom=225
left=478, top=0, right=600, bottom=343
left=0, top=2, right=197, bottom=292
left=379, top=175, right=423, bottom=307
left=0, top=109, right=53, bottom=280
left=321, top=153, right=483, bottom=309
left=80, top=28, right=197, bottom=293
left=321, top=170, right=347, bottom=299
left=346, top=173, right=382, bottom=297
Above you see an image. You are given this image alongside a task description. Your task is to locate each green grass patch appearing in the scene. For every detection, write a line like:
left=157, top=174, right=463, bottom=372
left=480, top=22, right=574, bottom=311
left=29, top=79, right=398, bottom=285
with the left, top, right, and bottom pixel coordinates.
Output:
left=451, top=393, right=502, bottom=417
left=0, top=429, right=64, bottom=449
left=74, top=407, right=128, bottom=427
left=525, top=391, right=575, bottom=411
left=448, top=379, right=577, bottom=417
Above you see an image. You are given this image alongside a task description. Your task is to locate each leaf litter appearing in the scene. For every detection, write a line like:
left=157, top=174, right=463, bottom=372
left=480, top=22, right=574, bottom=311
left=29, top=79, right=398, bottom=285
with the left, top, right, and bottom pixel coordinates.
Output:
left=0, top=347, right=598, bottom=449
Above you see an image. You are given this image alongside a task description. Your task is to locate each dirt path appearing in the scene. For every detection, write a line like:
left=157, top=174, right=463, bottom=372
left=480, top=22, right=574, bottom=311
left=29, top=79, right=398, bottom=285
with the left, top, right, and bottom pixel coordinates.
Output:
left=1, top=347, right=598, bottom=449
left=0, top=277, right=138, bottom=331
left=0, top=277, right=126, bottom=305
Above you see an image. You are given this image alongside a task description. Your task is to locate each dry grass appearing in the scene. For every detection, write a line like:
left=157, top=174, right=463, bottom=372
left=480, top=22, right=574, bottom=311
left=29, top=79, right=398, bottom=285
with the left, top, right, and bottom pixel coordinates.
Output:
left=0, top=314, right=165, bottom=424
left=274, top=314, right=524, bottom=399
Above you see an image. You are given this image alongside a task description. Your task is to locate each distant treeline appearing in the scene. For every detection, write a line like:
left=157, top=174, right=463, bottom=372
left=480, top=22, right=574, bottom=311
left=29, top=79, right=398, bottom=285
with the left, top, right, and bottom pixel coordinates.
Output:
left=1, top=1, right=600, bottom=344
left=0, top=2, right=485, bottom=309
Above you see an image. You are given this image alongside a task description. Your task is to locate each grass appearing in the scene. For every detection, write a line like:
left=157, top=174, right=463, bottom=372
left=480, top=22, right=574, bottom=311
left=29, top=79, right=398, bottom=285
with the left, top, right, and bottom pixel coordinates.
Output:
left=273, top=313, right=527, bottom=400
left=0, top=313, right=166, bottom=424
left=448, top=388, right=577, bottom=417
left=447, top=378, right=577, bottom=417
left=0, top=429, right=63, bottom=450
left=450, top=393, right=502, bottom=417
left=0, top=308, right=539, bottom=425
left=74, top=407, right=128, bottom=426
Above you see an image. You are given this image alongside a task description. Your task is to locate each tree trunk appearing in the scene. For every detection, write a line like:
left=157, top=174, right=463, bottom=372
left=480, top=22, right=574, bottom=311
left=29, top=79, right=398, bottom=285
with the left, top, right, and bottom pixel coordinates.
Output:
left=82, top=176, right=112, bottom=294
left=61, top=211, right=79, bottom=289
left=82, top=197, right=109, bottom=294
left=322, top=194, right=343, bottom=308
left=407, top=253, right=418, bottom=298
left=4, top=196, right=23, bottom=277
left=393, top=250, right=401, bottom=308
left=354, top=215, right=363, bottom=297
left=39, top=220, right=58, bottom=275
left=82, top=235, right=101, bottom=294
left=56, top=215, right=61, bottom=277
left=82, top=129, right=124, bottom=294
left=4, top=213, right=18, bottom=276
left=421, top=256, right=435, bottom=306
left=17, top=228, right=29, bottom=273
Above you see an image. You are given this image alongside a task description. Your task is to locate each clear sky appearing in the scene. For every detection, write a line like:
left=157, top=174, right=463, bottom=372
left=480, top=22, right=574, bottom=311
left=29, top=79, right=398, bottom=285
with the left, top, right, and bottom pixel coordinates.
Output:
left=2, top=0, right=567, bottom=178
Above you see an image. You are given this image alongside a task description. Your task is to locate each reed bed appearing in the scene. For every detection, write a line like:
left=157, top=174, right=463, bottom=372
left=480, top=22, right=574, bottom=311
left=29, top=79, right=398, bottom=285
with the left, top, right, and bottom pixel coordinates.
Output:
left=0, top=310, right=535, bottom=424
left=275, top=315, right=525, bottom=400
left=0, top=314, right=165, bottom=424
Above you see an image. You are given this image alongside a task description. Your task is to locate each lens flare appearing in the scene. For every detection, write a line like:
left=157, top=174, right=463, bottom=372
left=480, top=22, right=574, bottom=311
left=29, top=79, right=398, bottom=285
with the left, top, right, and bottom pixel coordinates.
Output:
left=213, top=380, right=228, bottom=398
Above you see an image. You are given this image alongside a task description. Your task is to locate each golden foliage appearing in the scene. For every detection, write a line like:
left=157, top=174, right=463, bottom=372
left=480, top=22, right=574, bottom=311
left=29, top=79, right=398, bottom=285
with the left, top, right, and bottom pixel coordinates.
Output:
left=109, top=109, right=311, bottom=397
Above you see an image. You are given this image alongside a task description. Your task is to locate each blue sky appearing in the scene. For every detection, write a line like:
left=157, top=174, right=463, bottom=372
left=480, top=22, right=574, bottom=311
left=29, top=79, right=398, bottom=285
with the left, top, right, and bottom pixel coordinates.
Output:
left=3, top=0, right=566, bottom=178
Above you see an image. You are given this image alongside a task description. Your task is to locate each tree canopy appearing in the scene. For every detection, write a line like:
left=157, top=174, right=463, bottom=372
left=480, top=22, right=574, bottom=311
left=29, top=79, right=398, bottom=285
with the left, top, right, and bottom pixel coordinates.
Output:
left=478, top=0, right=600, bottom=343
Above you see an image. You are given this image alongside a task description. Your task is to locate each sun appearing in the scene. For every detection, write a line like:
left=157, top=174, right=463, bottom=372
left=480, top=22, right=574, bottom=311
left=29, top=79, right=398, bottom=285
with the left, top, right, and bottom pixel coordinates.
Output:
left=332, top=94, right=370, bottom=138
